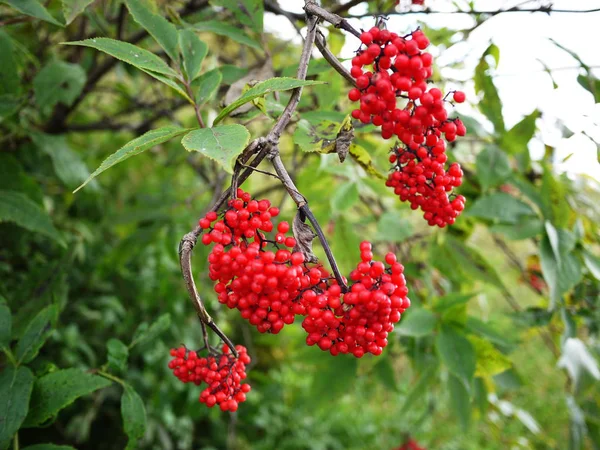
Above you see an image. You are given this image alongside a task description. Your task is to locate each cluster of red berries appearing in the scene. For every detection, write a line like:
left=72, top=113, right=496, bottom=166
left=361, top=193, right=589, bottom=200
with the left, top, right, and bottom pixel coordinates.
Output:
left=168, top=344, right=251, bottom=411
left=347, top=26, right=466, bottom=227
left=302, top=242, right=409, bottom=357
left=198, top=190, right=411, bottom=357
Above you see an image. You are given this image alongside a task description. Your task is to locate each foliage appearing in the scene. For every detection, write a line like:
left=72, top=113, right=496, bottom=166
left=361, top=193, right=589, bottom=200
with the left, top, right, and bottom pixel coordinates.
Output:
left=1, top=0, right=599, bottom=449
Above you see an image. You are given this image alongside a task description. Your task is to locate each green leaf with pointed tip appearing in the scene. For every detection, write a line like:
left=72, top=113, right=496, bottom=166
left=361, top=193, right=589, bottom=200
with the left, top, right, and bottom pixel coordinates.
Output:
left=182, top=125, right=250, bottom=174
left=138, top=68, right=192, bottom=102
left=474, top=44, right=504, bottom=133
left=499, top=110, right=539, bottom=171
left=468, top=335, right=511, bottom=377
left=397, top=308, right=438, bottom=337
left=107, top=339, right=129, bottom=373
left=213, top=77, right=324, bottom=125
left=125, top=0, right=179, bottom=63
left=0, top=366, right=34, bottom=444
left=121, top=385, right=147, bottom=450
left=24, top=369, right=112, bottom=427
left=448, top=374, right=471, bottom=431
left=467, top=192, right=536, bottom=224
left=349, top=144, right=387, bottom=180
left=61, top=0, right=94, bottom=25
left=476, top=146, right=511, bottom=191
left=15, top=304, right=58, bottom=364
left=0, top=305, right=11, bottom=349
left=0, top=190, right=64, bottom=245
left=178, top=30, right=207, bottom=81
left=436, top=325, right=476, bottom=389
left=192, top=69, right=222, bottom=105
left=490, top=216, right=543, bottom=240
left=74, top=126, right=191, bottom=193
left=63, top=38, right=177, bottom=77
left=1, top=0, right=62, bottom=26
left=194, top=20, right=261, bottom=51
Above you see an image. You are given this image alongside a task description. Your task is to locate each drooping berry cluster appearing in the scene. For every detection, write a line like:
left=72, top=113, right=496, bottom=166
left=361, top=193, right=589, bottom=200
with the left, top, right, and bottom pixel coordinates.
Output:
left=302, top=242, right=409, bottom=357
left=198, top=190, right=411, bottom=357
left=347, top=26, right=466, bottom=227
left=169, top=344, right=251, bottom=411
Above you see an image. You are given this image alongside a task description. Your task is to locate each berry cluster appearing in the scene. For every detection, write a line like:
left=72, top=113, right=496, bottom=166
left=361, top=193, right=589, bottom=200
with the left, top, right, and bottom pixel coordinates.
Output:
left=168, top=344, right=251, bottom=411
left=198, top=190, right=411, bottom=357
left=347, top=26, right=467, bottom=227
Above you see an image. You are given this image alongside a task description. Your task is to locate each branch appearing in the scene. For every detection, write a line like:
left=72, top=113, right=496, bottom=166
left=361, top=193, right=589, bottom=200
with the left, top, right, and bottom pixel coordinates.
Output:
left=347, top=5, right=600, bottom=18
left=314, top=30, right=356, bottom=86
left=304, top=1, right=361, bottom=38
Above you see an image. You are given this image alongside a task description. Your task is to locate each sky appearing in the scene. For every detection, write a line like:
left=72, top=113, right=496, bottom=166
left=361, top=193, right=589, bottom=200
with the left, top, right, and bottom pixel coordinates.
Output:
left=264, top=0, right=600, bottom=180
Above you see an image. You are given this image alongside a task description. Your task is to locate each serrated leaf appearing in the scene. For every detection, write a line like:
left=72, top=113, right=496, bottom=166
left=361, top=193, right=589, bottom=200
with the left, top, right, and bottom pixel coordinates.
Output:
left=125, top=0, right=179, bottom=63
left=0, top=305, right=10, bottom=349
left=193, top=20, right=261, bottom=51
left=137, top=68, right=192, bottom=102
left=467, top=192, right=536, bottom=224
left=61, top=0, right=94, bottom=25
left=182, top=125, right=250, bottom=174
left=213, top=77, right=324, bottom=125
left=1, top=0, right=63, bottom=26
left=15, top=304, right=58, bottom=364
left=23, top=369, right=112, bottom=427
left=448, top=374, right=471, bottom=431
left=74, top=126, right=190, bottom=192
left=33, top=61, right=86, bottom=116
left=63, top=38, right=177, bottom=77
left=468, top=335, right=511, bottom=377
left=0, top=190, right=63, bottom=244
left=210, top=0, right=263, bottom=33
left=122, top=385, right=147, bottom=450
left=0, top=366, right=34, bottom=444
left=474, top=44, right=504, bottom=133
left=129, top=313, right=171, bottom=348
left=107, top=339, right=129, bottom=372
left=476, top=146, right=511, bottom=191
left=178, top=30, right=207, bottom=81
left=192, top=69, right=222, bottom=105
left=396, top=308, right=437, bottom=337
left=436, top=325, right=476, bottom=389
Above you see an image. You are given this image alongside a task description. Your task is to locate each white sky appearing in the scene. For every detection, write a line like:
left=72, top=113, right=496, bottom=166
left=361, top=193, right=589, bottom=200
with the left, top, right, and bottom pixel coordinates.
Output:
left=265, top=0, right=600, bottom=179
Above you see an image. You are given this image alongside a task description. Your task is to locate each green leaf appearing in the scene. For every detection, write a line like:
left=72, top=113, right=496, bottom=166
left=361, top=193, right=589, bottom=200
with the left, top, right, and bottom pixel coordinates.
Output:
left=31, top=133, right=91, bottom=188
left=23, top=369, right=112, bottom=427
left=61, top=0, right=94, bottom=25
left=490, top=216, right=543, bottom=240
left=107, top=338, right=129, bottom=373
left=540, top=234, right=582, bottom=308
left=121, top=385, right=147, bottom=450
left=448, top=374, right=471, bottom=431
left=213, top=77, right=324, bottom=125
left=137, top=68, right=192, bottom=102
left=192, top=69, right=222, bottom=105
left=474, top=44, right=505, bottom=133
left=63, top=38, right=177, bottom=77
left=476, top=146, right=511, bottom=191
left=540, top=165, right=571, bottom=228
left=349, top=144, right=387, bottom=180
left=0, top=366, right=34, bottom=444
left=0, top=304, right=10, bottom=349
left=0, top=0, right=62, bottom=26
left=15, top=304, right=58, bottom=364
left=436, top=325, right=476, bottom=389
left=293, top=118, right=343, bottom=153
left=125, top=0, right=179, bottom=63
left=330, top=182, right=358, bottom=214
left=583, top=249, right=600, bottom=281
left=577, top=74, right=600, bottom=103
left=374, top=211, right=414, bottom=243
left=432, top=293, right=475, bottom=314
left=466, top=317, right=516, bottom=350
left=468, top=335, right=511, bottom=377
left=129, top=313, right=171, bottom=348
left=74, top=126, right=190, bottom=192
left=499, top=110, right=540, bottom=172
left=22, top=445, right=77, bottom=450
left=399, top=365, right=437, bottom=416
left=467, top=192, right=537, bottom=224
left=178, top=30, right=207, bottom=81
left=182, top=125, right=250, bottom=174
left=0, top=190, right=63, bottom=244
left=33, top=61, right=86, bottom=116
left=210, top=0, right=263, bottom=33
left=0, top=31, right=20, bottom=96
left=396, top=308, right=438, bottom=338
left=193, top=20, right=261, bottom=51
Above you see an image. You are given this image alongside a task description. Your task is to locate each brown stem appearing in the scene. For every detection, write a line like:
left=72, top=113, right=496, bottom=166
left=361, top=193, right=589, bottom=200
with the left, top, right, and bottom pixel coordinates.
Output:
left=314, top=30, right=356, bottom=86
left=304, top=1, right=361, bottom=38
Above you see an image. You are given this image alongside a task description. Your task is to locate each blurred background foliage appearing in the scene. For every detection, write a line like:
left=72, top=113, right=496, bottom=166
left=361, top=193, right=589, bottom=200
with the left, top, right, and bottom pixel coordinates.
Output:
left=1, top=0, right=600, bottom=449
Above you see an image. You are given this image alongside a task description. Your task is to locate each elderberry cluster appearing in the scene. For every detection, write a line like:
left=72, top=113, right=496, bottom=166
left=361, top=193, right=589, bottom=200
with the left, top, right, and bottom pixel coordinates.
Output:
left=348, top=26, right=467, bottom=227
left=168, top=344, right=251, bottom=411
left=198, top=190, right=411, bottom=358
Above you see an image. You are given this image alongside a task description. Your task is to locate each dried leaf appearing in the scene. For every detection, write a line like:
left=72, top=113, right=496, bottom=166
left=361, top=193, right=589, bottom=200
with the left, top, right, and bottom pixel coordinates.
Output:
left=334, top=115, right=353, bottom=162
left=292, top=210, right=318, bottom=263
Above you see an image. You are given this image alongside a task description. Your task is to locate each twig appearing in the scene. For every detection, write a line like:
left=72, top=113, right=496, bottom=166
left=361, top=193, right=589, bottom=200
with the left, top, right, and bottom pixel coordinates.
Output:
left=304, top=1, right=361, bottom=38
left=314, top=30, right=356, bottom=86
left=347, top=6, right=600, bottom=18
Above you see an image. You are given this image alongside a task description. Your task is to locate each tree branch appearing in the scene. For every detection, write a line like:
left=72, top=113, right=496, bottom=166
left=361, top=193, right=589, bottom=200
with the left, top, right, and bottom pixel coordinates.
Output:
left=314, top=30, right=356, bottom=86
left=304, top=1, right=361, bottom=38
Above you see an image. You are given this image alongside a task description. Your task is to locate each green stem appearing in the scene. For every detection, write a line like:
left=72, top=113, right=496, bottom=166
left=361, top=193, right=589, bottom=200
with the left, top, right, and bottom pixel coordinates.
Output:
left=97, top=370, right=126, bottom=386
left=13, top=432, right=19, bottom=450
left=2, top=347, right=18, bottom=367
